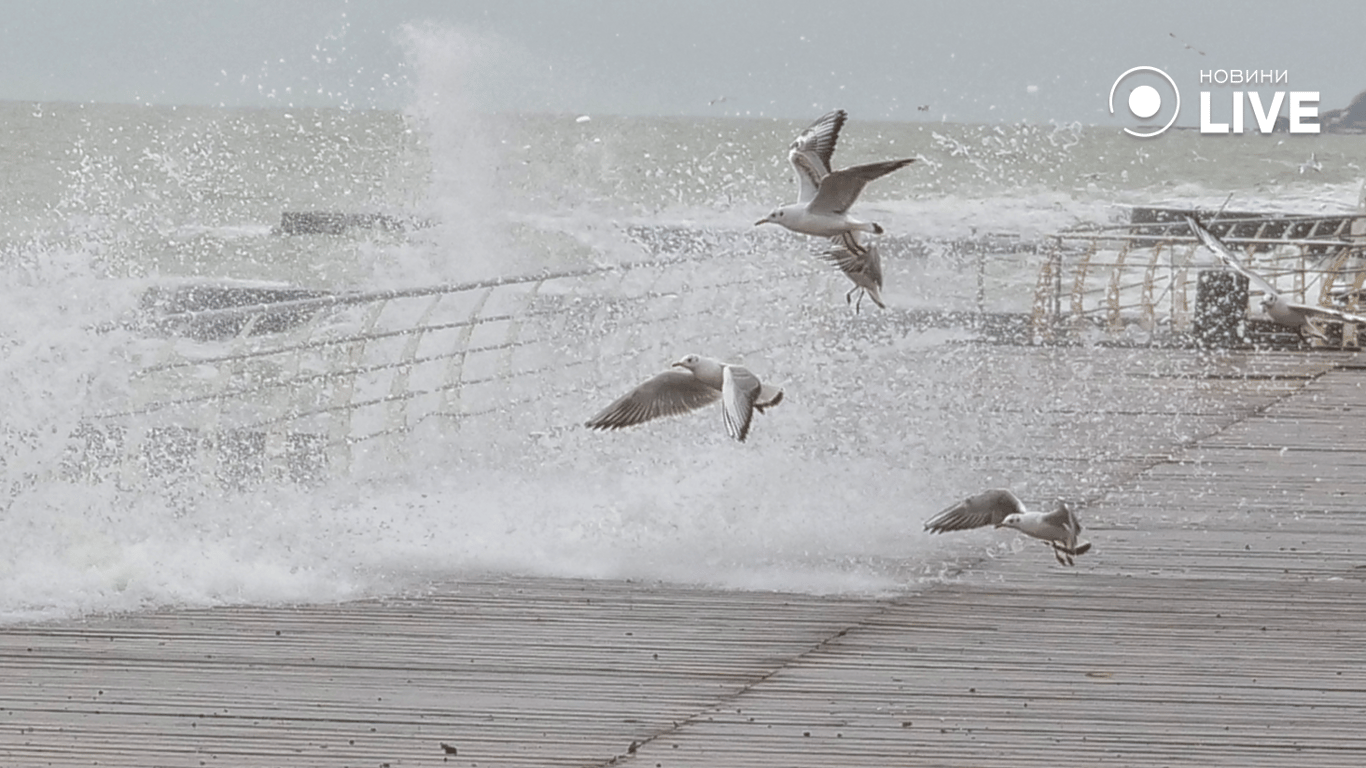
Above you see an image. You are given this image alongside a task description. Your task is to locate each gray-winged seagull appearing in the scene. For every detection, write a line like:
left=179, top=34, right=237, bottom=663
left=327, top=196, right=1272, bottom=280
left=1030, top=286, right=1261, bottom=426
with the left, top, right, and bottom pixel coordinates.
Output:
left=755, top=109, right=914, bottom=247
left=822, top=233, right=885, bottom=312
left=924, top=488, right=1093, bottom=566
left=1188, top=215, right=1366, bottom=342
left=585, top=354, right=783, bottom=442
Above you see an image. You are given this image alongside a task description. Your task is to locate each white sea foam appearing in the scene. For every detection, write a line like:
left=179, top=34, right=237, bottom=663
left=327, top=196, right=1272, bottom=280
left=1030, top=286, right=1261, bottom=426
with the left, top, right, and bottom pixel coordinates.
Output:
left=5, top=39, right=1366, bottom=623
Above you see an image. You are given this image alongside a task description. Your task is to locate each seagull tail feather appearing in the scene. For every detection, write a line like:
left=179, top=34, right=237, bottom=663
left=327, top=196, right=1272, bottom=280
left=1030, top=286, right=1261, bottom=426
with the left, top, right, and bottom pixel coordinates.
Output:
left=755, top=388, right=784, bottom=413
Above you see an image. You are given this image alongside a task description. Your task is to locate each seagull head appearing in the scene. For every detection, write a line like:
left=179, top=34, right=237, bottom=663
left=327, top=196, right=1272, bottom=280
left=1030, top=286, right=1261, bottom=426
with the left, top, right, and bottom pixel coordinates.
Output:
left=1261, top=292, right=1282, bottom=311
left=754, top=209, right=783, bottom=227
left=672, top=353, right=702, bottom=371
left=996, top=513, right=1024, bottom=531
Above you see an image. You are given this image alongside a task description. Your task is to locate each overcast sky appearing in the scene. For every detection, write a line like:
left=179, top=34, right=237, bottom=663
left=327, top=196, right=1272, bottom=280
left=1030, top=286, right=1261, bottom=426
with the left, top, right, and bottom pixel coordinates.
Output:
left=2, top=0, right=1363, bottom=126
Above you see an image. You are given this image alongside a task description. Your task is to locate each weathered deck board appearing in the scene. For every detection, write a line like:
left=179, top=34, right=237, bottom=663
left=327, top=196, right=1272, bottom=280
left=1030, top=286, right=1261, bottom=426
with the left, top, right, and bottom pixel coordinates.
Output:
left=4, top=348, right=1366, bottom=767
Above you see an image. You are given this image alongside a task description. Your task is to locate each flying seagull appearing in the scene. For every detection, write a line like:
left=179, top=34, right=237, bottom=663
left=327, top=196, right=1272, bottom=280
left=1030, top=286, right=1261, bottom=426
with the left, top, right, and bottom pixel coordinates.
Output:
left=822, top=233, right=885, bottom=312
left=585, top=354, right=783, bottom=442
left=924, top=488, right=1092, bottom=566
left=1167, top=31, right=1206, bottom=56
left=755, top=109, right=915, bottom=248
left=1187, top=215, right=1366, bottom=342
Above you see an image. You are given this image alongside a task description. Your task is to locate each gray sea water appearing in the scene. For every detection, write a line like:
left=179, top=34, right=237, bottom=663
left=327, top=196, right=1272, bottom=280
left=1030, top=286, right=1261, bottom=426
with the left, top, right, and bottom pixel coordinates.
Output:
left=3, top=78, right=1366, bottom=623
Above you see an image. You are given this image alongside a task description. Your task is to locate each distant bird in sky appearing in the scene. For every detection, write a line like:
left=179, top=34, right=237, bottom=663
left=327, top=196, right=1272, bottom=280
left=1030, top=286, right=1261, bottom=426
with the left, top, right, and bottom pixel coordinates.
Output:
left=1168, top=31, right=1206, bottom=56
left=755, top=109, right=914, bottom=249
left=585, top=354, right=782, bottom=442
left=708, top=95, right=728, bottom=106
left=924, top=488, right=1092, bottom=566
left=917, top=104, right=930, bottom=112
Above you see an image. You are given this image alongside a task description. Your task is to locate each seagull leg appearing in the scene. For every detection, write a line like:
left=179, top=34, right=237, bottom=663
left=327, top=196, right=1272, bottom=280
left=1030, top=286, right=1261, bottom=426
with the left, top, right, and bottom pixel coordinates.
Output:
left=1051, top=543, right=1074, bottom=566
left=845, top=287, right=864, bottom=314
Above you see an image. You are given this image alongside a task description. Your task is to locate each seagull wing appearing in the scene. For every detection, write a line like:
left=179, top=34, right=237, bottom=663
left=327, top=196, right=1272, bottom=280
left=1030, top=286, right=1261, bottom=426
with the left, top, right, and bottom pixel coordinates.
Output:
left=924, top=488, right=1027, bottom=533
left=1039, top=503, right=1091, bottom=560
left=822, top=243, right=862, bottom=274
left=1041, top=503, right=1083, bottom=542
left=1292, top=302, right=1366, bottom=325
left=720, top=364, right=762, bottom=442
left=825, top=235, right=883, bottom=287
left=1041, top=503, right=1081, bottom=532
left=1185, top=215, right=1279, bottom=296
left=585, top=370, right=720, bottom=431
left=830, top=230, right=868, bottom=256
left=822, top=239, right=886, bottom=308
left=788, top=109, right=846, bottom=202
left=809, top=159, right=915, bottom=215
left=789, top=152, right=827, bottom=205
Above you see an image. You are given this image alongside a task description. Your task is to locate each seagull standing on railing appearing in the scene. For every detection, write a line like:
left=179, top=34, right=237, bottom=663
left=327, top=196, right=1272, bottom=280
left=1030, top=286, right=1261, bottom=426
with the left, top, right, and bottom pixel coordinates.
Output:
left=1187, top=215, right=1366, bottom=342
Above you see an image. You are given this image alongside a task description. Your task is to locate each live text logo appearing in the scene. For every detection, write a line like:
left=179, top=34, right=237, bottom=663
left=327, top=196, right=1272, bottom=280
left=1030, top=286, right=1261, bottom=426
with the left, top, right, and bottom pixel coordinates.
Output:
left=1197, top=70, right=1318, bottom=134
left=1110, top=67, right=1319, bottom=137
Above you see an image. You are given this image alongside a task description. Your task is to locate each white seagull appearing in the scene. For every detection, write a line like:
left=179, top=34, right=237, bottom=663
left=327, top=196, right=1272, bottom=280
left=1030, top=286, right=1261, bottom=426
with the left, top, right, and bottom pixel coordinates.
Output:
left=1187, top=215, right=1366, bottom=342
left=755, top=109, right=915, bottom=248
left=924, top=488, right=1092, bottom=566
left=585, top=354, right=783, bottom=442
left=821, top=236, right=885, bottom=312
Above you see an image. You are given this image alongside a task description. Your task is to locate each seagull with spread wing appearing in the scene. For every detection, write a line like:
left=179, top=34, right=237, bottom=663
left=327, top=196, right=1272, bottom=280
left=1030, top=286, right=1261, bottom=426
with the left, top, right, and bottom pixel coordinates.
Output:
left=821, top=236, right=885, bottom=312
left=924, top=488, right=1092, bottom=566
left=755, top=109, right=914, bottom=248
left=1187, top=215, right=1366, bottom=342
left=585, top=354, right=783, bottom=443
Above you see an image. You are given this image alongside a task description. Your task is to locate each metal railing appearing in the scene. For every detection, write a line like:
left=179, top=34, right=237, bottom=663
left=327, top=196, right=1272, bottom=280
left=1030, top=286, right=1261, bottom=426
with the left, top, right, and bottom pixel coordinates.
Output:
left=41, top=214, right=1366, bottom=493
left=1034, top=213, right=1366, bottom=343
left=68, top=235, right=837, bottom=487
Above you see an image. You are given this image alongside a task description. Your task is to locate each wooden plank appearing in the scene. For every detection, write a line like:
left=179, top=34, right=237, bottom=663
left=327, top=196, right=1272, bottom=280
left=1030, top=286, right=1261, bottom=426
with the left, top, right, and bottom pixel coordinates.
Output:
left=5, top=349, right=1366, bottom=767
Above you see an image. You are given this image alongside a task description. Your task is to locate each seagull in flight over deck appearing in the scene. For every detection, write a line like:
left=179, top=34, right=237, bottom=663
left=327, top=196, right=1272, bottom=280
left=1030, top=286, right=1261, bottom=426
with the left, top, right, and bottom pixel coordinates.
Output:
left=822, top=236, right=885, bottom=312
left=1187, top=215, right=1366, bottom=342
left=585, top=354, right=783, bottom=442
left=755, top=109, right=915, bottom=250
left=924, top=488, right=1093, bottom=566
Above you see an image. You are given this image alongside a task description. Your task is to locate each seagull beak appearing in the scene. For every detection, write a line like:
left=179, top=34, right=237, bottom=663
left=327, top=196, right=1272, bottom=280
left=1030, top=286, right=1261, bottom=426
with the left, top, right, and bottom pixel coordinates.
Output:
left=671, top=361, right=686, bottom=368
left=993, top=522, right=1005, bottom=529
left=754, top=218, right=769, bottom=226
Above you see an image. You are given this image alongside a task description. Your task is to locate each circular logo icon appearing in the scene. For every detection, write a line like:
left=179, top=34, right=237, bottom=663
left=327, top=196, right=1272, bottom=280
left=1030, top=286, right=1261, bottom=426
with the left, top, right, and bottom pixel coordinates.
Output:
left=1108, top=66, right=1180, bottom=137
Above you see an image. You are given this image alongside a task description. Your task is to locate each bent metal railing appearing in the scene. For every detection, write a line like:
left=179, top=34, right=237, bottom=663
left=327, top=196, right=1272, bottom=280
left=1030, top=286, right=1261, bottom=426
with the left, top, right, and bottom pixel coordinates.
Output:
left=47, top=215, right=1366, bottom=492
left=1033, top=213, right=1366, bottom=344
left=68, top=241, right=836, bottom=488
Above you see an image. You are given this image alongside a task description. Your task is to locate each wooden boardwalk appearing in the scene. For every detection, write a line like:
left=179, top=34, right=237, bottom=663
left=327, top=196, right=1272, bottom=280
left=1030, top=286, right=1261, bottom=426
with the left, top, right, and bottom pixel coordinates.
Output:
left=4, top=348, right=1366, bottom=767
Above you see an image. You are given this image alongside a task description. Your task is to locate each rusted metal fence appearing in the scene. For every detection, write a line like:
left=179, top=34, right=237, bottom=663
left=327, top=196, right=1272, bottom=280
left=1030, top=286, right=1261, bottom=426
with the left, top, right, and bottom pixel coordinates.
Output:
left=1033, top=210, right=1366, bottom=343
